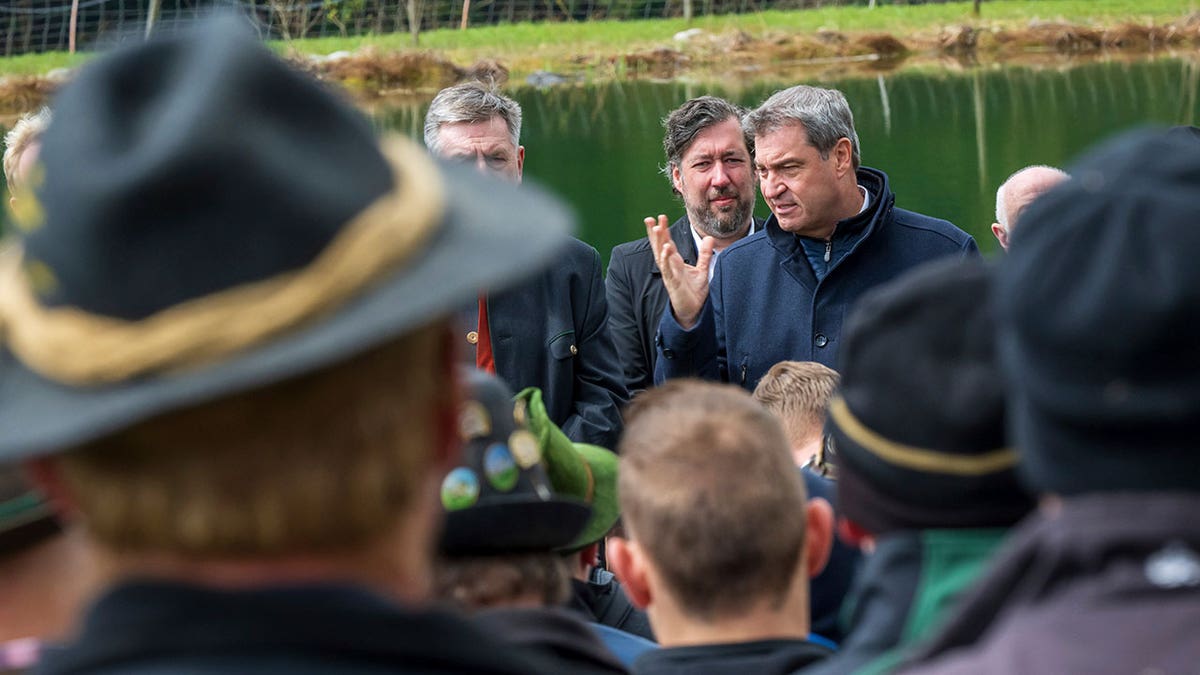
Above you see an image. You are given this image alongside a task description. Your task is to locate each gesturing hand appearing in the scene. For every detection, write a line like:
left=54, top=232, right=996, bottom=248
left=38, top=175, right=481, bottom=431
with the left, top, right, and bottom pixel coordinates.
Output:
left=645, top=214, right=714, bottom=330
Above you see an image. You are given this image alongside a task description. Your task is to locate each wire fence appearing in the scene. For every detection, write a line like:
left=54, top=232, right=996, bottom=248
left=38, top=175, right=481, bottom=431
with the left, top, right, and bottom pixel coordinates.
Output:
left=1, top=0, right=985, bottom=56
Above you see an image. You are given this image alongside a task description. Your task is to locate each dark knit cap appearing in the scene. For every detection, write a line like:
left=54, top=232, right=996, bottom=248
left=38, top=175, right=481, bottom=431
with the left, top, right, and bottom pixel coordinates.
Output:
left=828, top=258, right=1034, bottom=535
left=998, top=128, right=1200, bottom=496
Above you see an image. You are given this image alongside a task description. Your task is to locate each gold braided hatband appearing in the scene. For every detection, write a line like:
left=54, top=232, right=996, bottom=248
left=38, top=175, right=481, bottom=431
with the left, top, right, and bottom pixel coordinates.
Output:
left=0, top=136, right=445, bottom=385
left=828, top=396, right=1018, bottom=476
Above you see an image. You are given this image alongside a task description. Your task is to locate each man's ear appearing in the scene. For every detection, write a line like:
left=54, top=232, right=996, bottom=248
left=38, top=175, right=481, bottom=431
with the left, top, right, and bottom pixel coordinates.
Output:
left=515, top=145, right=525, bottom=184
left=837, top=517, right=876, bottom=554
left=576, top=542, right=600, bottom=575
left=670, top=164, right=684, bottom=196
left=833, top=137, right=854, bottom=178
left=608, top=537, right=652, bottom=609
left=22, top=457, right=79, bottom=519
left=804, top=497, right=834, bottom=578
left=991, top=222, right=1009, bottom=250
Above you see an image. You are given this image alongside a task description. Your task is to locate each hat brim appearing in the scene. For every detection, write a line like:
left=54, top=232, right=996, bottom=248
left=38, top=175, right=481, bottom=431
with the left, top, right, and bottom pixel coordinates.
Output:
left=0, top=154, right=574, bottom=463
left=562, top=443, right=619, bottom=551
left=440, top=495, right=592, bottom=556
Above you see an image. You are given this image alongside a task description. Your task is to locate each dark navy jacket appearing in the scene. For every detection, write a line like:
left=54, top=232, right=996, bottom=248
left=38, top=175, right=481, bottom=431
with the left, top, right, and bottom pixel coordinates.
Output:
left=463, top=238, right=627, bottom=449
left=654, top=168, right=978, bottom=391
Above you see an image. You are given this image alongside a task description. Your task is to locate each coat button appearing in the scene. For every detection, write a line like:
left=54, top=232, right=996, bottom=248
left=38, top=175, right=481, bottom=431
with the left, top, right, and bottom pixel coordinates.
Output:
left=569, top=344, right=578, bottom=356
left=466, top=331, right=479, bottom=345
left=814, top=333, right=828, bottom=348
left=662, top=348, right=675, bottom=359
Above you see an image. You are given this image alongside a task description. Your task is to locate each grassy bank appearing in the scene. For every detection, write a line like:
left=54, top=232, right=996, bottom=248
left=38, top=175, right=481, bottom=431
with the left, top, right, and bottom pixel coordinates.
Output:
left=1, top=0, right=1197, bottom=104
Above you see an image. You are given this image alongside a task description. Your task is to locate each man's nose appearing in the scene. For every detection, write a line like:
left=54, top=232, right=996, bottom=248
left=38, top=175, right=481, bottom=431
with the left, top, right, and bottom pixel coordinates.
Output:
left=474, top=152, right=489, bottom=174
left=711, top=161, right=730, bottom=187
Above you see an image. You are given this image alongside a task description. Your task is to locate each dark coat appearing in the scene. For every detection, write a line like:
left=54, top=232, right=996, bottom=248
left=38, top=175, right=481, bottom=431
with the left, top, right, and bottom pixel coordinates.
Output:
left=633, top=639, right=832, bottom=675
left=475, top=606, right=629, bottom=675
left=799, top=529, right=1009, bottom=675
left=34, top=581, right=555, bottom=674
left=654, top=168, right=979, bottom=391
left=462, top=238, right=628, bottom=449
left=605, top=216, right=696, bottom=395
left=899, top=494, right=1200, bottom=675
left=569, top=569, right=656, bottom=642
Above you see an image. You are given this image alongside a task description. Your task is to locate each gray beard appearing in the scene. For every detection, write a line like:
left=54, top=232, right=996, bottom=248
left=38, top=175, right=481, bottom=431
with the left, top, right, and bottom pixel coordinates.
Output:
left=691, top=197, right=753, bottom=238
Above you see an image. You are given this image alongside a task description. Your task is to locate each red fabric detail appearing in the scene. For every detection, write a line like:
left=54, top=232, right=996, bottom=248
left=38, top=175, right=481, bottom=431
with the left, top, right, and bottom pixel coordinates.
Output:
left=476, top=295, right=495, bottom=374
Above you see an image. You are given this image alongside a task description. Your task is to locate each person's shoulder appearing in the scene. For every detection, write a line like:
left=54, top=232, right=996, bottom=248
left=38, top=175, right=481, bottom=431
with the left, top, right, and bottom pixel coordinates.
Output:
left=889, top=208, right=974, bottom=247
left=610, top=236, right=654, bottom=265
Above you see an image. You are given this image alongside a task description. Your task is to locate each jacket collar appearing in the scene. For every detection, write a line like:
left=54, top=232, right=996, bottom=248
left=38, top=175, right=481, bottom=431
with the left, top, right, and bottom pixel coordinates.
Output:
left=835, top=529, right=1009, bottom=669
left=655, top=214, right=766, bottom=276
left=909, top=493, right=1200, bottom=665
left=38, top=580, right=540, bottom=675
left=765, top=166, right=895, bottom=261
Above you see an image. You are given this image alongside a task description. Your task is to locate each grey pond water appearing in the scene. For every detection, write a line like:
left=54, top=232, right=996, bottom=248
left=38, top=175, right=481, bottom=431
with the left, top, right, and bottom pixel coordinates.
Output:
left=376, top=56, right=1200, bottom=260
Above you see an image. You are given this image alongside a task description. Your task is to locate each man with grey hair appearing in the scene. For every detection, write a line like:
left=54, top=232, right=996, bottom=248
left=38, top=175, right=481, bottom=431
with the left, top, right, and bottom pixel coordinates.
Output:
left=990, top=165, right=1069, bottom=250
left=651, top=85, right=978, bottom=390
left=606, top=96, right=763, bottom=393
left=424, top=81, right=627, bottom=448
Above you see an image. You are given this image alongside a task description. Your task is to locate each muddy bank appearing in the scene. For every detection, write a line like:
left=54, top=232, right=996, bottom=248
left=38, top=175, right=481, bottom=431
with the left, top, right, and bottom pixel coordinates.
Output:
left=4, top=15, right=1200, bottom=113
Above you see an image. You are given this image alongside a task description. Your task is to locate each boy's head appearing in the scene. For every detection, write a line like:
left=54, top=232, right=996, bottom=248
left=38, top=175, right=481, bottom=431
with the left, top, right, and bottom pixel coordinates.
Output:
left=610, top=381, right=831, bottom=637
left=753, top=361, right=839, bottom=466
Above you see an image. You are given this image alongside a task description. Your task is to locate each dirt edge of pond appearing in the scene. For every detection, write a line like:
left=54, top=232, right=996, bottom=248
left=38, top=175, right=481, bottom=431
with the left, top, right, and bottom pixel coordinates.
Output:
left=4, top=15, right=1200, bottom=113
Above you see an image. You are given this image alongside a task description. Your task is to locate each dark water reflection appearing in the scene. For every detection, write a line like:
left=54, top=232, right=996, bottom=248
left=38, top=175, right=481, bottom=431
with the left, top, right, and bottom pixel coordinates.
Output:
left=376, top=57, right=1200, bottom=260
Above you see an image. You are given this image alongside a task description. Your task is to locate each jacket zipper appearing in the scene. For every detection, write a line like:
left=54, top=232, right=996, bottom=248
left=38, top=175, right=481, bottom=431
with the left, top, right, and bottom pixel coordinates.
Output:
left=824, top=240, right=832, bottom=263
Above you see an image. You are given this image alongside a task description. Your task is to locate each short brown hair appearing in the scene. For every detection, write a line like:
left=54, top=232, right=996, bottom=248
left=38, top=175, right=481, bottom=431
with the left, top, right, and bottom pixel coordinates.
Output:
left=57, top=320, right=451, bottom=556
left=618, top=380, right=808, bottom=620
left=753, top=361, right=840, bottom=448
left=434, top=552, right=570, bottom=610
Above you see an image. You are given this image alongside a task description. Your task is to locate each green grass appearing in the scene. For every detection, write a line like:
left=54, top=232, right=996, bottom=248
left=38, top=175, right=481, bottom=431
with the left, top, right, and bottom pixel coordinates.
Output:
left=1, top=0, right=1196, bottom=77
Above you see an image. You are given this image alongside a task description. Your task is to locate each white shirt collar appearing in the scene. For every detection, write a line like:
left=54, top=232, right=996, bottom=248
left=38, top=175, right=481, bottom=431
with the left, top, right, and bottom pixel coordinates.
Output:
left=690, top=218, right=758, bottom=282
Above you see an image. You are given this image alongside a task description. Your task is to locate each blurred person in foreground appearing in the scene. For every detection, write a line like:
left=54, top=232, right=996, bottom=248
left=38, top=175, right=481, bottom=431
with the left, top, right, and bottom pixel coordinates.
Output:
left=0, top=16, right=578, bottom=675
left=800, top=259, right=1034, bottom=675
left=753, top=360, right=860, bottom=645
left=433, top=370, right=629, bottom=674
left=989, top=165, right=1068, bottom=251
left=609, top=380, right=835, bottom=674
left=423, top=82, right=627, bottom=449
left=606, top=96, right=763, bottom=394
left=901, top=129, right=1200, bottom=673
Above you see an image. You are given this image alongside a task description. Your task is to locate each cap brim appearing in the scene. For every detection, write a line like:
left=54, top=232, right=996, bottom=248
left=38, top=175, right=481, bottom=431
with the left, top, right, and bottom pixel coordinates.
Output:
left=440, top=496, right=592, bottom=556
left=0, top=158, right=574, bottom=462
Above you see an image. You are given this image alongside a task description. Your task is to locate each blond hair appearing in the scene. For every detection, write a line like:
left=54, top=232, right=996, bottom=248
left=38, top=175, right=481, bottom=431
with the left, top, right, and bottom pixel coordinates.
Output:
left=753, top=361, right=839, bottom=449
left=618, top=380, right=808, bottom=620
left=3, top=108, right=52, bottom=190
left=58, top=321, right=451, bottom=556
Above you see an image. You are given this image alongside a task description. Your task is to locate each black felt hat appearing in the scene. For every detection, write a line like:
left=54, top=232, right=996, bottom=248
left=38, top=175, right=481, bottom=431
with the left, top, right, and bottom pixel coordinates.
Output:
left=439, top=369, right=591, bottom=556
left=0, top=15, right=573, bottom=463
left=828, top=258, right=1034, bottom=535
left=998, top=128, right=1200, bottom=496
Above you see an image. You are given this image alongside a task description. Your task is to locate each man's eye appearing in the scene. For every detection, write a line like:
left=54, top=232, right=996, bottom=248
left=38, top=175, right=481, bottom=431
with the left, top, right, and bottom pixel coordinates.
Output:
left=486, top=155, right=509, bottom=167
left=692, top=161, right=711, bottom=170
